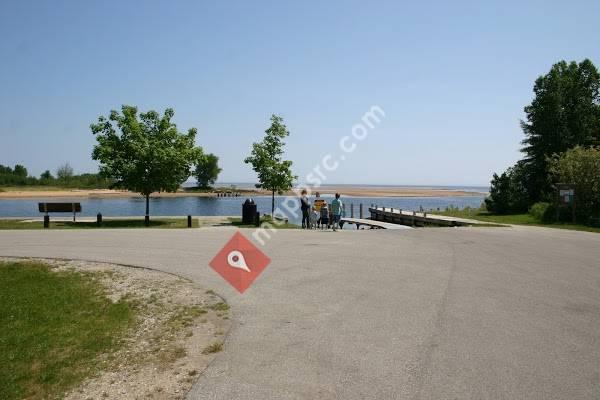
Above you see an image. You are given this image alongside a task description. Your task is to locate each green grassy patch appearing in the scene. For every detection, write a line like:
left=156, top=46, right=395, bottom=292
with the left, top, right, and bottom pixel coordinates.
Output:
left=208, top=302, right=230, bottom=312
left=0, top=186, right=79, bottom=192
left=436, top=208, right=600, bottom=233
left=0, top=261, right=135, bottom=400
left=0, top=218, right=199, bottom=230
left=228, top=215, right=299, bottom=229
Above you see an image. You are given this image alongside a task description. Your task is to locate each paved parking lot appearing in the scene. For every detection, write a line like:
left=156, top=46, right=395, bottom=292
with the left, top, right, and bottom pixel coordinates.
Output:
left=1, top=226, right=599, bottom=399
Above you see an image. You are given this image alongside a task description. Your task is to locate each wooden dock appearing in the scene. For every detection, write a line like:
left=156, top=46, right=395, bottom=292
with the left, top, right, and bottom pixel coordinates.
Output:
left=341, top=217, right=414, bottom=230
left=369, top=206, right=485, bottom=227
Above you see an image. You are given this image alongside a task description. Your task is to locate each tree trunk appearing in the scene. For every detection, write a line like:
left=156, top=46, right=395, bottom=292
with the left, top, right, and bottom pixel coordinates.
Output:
left=145, top=194, right=150, bottom=227
left=271, top=189, right=275, bottom=217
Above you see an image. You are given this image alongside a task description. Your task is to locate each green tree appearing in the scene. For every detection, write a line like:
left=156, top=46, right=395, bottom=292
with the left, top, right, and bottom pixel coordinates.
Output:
left=40, top=170, right=53, bottom=180
left=521, top=59, right=600, bottom=202
left=485, top=161, right=529, bottom=214
left=549, top=146, right=600, bottom=223
left=56, top=163, right=74, bottom=184
left=244, top=114, right=296, bottom=215
left=0, top=165, right=14, bottom=185
left=194, top=153, right=221, bottom=189
left=91, top=105, right=203, bottom=222
left=40, top=170, right=54, bottom=185
left=13, top=164, right=28, bottom=178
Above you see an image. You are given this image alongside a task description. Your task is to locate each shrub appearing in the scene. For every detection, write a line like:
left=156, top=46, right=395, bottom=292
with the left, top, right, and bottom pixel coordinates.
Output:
left=549, top=146, right=600, bottom=224
left=529, top=202, right=553, bottom=223
left=485, top=162, right=530, bottom=214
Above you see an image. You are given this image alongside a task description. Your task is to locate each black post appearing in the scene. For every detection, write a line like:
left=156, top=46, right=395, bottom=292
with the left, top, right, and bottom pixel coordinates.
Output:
left=187, top=215, right=192, bottom=228
left=271, top=189, right=275, bottom=216
left=97, top=213, right=102, bottom=227
left=43, top=215, right=50, bottom=228
left=255, top=211, right=261, bottom=227
left=145, top=194, right=150, bottom=227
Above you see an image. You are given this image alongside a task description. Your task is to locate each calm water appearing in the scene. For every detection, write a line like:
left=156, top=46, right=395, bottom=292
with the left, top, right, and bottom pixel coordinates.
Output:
left=0, top=195, right=485, bottom=224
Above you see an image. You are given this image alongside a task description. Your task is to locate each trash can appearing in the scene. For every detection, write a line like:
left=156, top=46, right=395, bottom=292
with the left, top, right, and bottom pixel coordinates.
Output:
left=242, top=198, right=257, bottom=224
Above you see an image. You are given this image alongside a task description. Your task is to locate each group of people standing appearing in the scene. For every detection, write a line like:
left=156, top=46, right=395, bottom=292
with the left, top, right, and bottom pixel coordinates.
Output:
left=300, top=190, right=343, bottom=231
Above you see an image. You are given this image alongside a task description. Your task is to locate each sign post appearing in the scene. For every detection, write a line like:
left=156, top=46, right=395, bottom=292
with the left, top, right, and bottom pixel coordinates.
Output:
left=556, top=183, right=576, bottom=223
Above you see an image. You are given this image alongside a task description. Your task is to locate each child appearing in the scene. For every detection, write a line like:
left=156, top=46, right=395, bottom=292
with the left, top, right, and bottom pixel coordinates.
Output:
left=310, top=207, right=319, bottom=229
left=313, top=192, right=325, bottom=228
left=320, top=203, right=329, bottom=230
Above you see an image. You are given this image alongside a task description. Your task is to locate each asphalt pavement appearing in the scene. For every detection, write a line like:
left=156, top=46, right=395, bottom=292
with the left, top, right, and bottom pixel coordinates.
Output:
left=1, top=225, right=599, bottom=399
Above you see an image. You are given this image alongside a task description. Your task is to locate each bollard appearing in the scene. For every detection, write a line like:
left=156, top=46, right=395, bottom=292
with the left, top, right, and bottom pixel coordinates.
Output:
left=359, top=203, right=363, bottom=219
left=44, top=215, right=50, bottom=228
left=96, top=213, right=102, bottom=227
left=187, top=215, right=192, bottom=228
left=255, top=211, right=260, bottom=227
left=350, top=203, right=354, bottom=218
left=145, top=215, right=150, bottom=227
left=390, top=207, right=394, bottom=213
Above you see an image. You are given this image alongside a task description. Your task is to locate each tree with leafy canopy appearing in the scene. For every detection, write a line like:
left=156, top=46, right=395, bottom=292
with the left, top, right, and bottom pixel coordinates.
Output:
left=91, top=105, right=203, bottom=223
left=40, top=170, right=54, bottom=185
left=520, top=59, right=600, bottom=202
left=56, top=163, right=74, bottom=184
left=244, top=114, right=296, bottom=216
left=194, top=153, right=221, bottom=189
left=40, top=170, right=53, bottom=180
left=549, top=146, right=600, bottom=223
left=485, top=161, right=530, bottom=214
left=13, top=165, right=28, bottom=178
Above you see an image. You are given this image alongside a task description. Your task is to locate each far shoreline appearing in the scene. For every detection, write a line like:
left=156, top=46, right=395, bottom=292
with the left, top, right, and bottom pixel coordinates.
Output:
left=0, top=186, right=488, bottom=199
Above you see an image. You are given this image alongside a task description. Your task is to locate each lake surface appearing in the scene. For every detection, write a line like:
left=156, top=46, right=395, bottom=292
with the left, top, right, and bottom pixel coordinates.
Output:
left=0, top=195, right=485, bottom=224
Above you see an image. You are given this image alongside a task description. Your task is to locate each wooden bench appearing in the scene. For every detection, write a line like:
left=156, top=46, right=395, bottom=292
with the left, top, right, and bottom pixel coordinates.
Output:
left=38, top=202, right=82, bottom=222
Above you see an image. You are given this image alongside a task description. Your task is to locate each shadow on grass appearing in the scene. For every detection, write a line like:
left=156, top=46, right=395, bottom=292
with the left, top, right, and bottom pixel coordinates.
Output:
left=227, top=216, right=299, bottom=229
left=59, top=220, right=171, bottom=228
left=0, top=218, right=198, bottom=229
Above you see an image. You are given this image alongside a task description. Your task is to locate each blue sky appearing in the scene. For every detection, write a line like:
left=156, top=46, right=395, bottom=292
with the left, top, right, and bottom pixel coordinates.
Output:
left=1, top=0, right=599, bottom=186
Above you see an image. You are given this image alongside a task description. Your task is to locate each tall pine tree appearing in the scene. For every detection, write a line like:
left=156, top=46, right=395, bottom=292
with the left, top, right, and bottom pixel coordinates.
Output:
left=520, top=59, right=600, bottom=202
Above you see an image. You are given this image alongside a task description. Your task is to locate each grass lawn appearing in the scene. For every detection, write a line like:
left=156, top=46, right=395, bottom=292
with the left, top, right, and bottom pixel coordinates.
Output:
left=0, top=218, right=199, bottom=229
left=0, top=261, right=135, bottom=400
left=436, top=208, right=600, bottom=233
left=228, top=215, right=299, bottom=229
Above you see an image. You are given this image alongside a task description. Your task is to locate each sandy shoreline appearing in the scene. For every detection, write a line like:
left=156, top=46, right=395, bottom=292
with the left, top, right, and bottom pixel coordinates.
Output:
left=0, top=186, right=487, bottom=199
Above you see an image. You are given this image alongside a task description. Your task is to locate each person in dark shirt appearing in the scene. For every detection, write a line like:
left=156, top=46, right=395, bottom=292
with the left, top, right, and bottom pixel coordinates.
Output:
left=300, top=189, right=311, bottom=229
